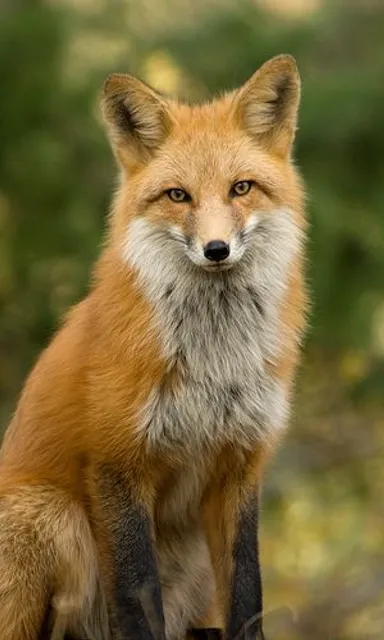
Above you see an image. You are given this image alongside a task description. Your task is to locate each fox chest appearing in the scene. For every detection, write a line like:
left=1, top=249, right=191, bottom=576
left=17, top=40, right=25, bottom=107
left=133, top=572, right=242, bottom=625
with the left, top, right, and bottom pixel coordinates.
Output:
left=140, top=281, right=289, bottom=451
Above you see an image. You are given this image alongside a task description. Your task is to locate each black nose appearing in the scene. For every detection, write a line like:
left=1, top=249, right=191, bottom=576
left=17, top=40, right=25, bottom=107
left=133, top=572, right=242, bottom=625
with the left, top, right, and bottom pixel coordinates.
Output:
left=203, top=240, right=230, bottom=262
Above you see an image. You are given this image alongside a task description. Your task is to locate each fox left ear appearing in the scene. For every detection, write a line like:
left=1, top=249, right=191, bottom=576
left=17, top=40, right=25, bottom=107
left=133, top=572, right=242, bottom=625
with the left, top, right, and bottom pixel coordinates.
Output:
left=234, top=54, right=301, bottom=158
left=101, top=73, right=171, bottom=168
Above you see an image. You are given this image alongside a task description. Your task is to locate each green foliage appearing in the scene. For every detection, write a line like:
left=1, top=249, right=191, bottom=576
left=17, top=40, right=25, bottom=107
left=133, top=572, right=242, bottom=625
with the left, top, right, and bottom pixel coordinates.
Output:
left=0, top=3, right=113, bottom=420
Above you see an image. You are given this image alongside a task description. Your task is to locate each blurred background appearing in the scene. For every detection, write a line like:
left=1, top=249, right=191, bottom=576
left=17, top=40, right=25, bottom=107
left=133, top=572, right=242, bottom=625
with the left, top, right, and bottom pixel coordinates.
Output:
left=1, top=0, right=384, bottom=637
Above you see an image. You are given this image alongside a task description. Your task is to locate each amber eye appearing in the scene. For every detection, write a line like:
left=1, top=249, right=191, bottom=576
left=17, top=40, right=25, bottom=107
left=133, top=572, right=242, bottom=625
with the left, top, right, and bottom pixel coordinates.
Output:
left=231, top=180, right=253, bottom=197
left=166, top=188, right=191, bottom=203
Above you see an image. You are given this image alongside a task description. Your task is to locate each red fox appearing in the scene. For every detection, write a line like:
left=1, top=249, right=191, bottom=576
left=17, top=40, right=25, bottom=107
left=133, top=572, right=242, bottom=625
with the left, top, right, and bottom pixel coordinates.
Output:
left=0, top=54, right=306, bottom=639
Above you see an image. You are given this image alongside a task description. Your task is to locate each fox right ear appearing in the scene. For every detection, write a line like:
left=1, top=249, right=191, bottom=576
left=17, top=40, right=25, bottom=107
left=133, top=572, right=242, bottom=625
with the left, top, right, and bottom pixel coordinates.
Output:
left=101, top=74, right=171, bottom=167
left=234, top=55, right=301, bottom=158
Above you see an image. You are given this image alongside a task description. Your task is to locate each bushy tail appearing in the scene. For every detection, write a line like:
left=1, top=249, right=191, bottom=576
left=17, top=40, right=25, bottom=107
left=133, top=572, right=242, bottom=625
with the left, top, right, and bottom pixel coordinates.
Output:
left=0, top=484, right=97, bottom=640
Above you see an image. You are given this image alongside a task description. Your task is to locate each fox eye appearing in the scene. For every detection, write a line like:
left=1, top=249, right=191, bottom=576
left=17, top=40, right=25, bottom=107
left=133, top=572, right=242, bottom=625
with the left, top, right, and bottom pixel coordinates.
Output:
left=231, top=180, right=253, bottom=197
left=166, top=188, right=191, bottom=203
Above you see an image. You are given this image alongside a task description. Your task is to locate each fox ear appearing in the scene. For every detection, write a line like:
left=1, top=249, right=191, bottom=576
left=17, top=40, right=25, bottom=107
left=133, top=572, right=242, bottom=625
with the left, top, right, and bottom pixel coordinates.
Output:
left=101, top=73, right=171, bottom=166
left=234, top=55, right=301, bottom=157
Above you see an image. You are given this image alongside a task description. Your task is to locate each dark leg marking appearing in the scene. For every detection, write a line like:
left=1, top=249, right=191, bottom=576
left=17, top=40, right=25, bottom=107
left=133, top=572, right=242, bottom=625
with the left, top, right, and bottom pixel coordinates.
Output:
left=98, top=465, right=166, bottom=640
left=227, top=495, right=265, bottom=640
left=38, top=603, right=55, bottom=640
left=187, top=630, right=223, bottom=639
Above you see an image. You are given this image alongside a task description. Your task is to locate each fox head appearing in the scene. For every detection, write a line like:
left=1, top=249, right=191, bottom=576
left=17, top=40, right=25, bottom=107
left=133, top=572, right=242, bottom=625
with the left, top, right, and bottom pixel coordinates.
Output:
left=102, top=55, right=304, bottom=279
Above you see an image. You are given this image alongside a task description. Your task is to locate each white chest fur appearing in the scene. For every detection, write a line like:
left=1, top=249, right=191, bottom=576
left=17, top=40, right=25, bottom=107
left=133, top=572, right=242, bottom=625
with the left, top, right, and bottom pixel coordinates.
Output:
left=123, top=211, right=302, bottom=452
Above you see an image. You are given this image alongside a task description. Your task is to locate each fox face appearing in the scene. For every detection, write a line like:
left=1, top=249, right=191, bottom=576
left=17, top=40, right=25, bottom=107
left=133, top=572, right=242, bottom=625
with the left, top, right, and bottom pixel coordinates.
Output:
left=102, top=55, right=305, bottom=279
